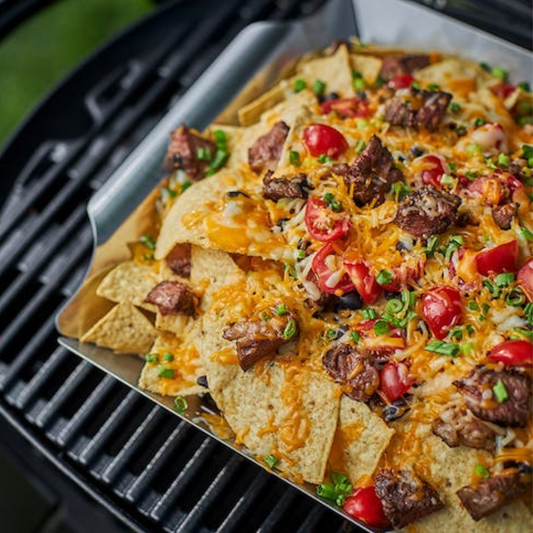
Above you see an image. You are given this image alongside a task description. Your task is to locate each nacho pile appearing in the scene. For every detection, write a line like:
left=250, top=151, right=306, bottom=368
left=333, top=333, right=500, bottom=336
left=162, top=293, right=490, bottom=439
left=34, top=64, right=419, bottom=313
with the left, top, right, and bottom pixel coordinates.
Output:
left=76, top=41, right=533, bottom=531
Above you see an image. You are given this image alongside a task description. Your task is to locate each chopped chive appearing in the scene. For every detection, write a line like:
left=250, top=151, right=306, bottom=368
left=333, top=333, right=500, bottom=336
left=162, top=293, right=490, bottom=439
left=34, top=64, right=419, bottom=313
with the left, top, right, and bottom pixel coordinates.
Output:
left=386, top=299, right=403, bottom=314
left=350, top=331, right=360, bottom=344
left=174, top=395, right=188, bottom=413
left=466, top=325, right=475, bottom=335
left=449, top=102, right=461, bottom=113
left=447, top=162, right=456, bottom=172
left=362, top=308, right=377, bottom=320
left=323, top=192, right=342, bottom=212
left=425, top=340, right=460, bottom=357
left=327, top=328, right=337, bottom=340
left=318, top=154, right=334, bottom=164
left=391, top=181, right=410, bottom=201
left=481, top=303, right=490, bottom=314
left=294, top=78, right=307, bottom=93
left=283, top=318, right=297, bottom=340
left=145, top=353, right=158, bottom=363
left=213, top=129, right=227, bottom=148
left=449, top=326, right=463, bottom=341
left=289, top=150, right=301, bottom=167
left=158, top=367, right=175, bottom=379
left=374, top=320, right=390, bottom=336
left=162, top=352, right=174, bottom=362
left=475, top=464, right=490, bottom=479
left=428, top=83, right=440, bottom=91
left=506, top=288, right=525, bottom=307
left=467, top=301, right=480, bottom=311
left=494, top=272, right=515, bottom=287
left=376, top=269, right=393, bottom=286
left=265, top=454, right=279, bottom=469
left=474, top=117, right=486, bottom=127
left=312, top=79, right=326, bottom=96
left=140, top=234, right=156, bottom=250
left=493, top=379, right=508, bottom=403
left=274, top=304, right=289, bottom=316
left=296, top=249, right=306, bottom=260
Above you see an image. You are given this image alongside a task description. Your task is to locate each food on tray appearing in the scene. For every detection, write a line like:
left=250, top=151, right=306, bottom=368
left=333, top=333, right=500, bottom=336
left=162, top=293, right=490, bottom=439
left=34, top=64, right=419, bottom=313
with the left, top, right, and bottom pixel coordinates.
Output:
left=75, top=40, right=533, bottom=531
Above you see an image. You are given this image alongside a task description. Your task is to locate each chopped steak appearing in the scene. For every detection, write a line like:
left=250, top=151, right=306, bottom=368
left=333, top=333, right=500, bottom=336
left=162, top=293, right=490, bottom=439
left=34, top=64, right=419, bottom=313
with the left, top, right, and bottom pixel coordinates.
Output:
left=248, top=121, right=289, bottom=174
left=394, top=185, right=461, bottom=238
left=380, top=54, right=430, bottom=79
left=432, top=406, right=495, bottom=451
left=145, top=280, right=195, bottom=316
left=164, top=125, right=216, bottom=181
left=457, top=472, right=530, bottom=521
left=338, top=135, right=404, bottom=206
left=222, top=310, right=299, bottom=371
left=375, top=469, right=444, bottom=528
left=322, top=343, right=380, bottom=402
left=492, top=202, right=518, bottom=230
left=385, top=89, right=452, bottom=131
left=262, top=171, right=309, bottom=201
left=165, top=243, right=191, bottom=278
left=453, top=366, right=531, bottom=427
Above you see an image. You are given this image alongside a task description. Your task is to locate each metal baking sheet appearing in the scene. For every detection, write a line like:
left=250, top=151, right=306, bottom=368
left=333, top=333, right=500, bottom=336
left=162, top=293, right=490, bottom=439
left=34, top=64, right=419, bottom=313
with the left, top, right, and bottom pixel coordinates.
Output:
left=56, top=0, right=532, bottom=529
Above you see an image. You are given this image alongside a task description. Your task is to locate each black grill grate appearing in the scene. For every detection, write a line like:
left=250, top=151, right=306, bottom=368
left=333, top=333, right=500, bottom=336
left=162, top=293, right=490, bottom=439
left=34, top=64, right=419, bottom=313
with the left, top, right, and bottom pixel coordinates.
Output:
left=0, top=1, right=530, bottom=532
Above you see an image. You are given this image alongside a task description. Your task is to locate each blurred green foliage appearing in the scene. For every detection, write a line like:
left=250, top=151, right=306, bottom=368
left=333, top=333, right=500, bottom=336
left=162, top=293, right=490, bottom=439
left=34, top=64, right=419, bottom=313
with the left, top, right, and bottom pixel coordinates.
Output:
left=0, top=0, right=152, bottom=145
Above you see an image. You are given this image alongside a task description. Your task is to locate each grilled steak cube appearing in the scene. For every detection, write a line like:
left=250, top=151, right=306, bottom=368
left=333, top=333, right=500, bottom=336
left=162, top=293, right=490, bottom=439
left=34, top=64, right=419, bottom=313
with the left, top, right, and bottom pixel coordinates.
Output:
left=457, top=472, right=530, bottom=521
left=165, top=243, right=191, bottom=278
left=380, top=54, right=430, bottom=79
left=248, top=121, right=289, bottom=174
left=262, top=171, right=309, bottom=201
left=453, top=366, right=531, bottom=427
left=164, top=125, right=216, bottom=181
left=491, top=202, right=518, bottom=230
left=375, top=469, right=444, bottom=528
left=145, top=280, right=195, bottom=316
left=394, top=185, right=461, bottom=238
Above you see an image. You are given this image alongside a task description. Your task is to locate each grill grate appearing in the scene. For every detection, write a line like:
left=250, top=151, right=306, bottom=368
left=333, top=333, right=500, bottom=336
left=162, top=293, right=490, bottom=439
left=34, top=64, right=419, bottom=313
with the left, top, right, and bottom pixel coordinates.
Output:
left=0, top=1, right=530, bottom=532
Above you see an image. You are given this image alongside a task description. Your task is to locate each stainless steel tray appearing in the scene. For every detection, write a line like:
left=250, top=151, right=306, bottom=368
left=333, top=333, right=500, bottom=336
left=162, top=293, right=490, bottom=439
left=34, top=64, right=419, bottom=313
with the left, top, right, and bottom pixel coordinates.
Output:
left=56, top=0, right=532, bottom=529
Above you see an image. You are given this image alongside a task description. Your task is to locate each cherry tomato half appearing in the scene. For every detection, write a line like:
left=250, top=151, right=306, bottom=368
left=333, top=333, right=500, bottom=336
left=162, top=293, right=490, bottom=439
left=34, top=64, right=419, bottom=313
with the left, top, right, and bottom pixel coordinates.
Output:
left=422, top=286, right=463, bottom=340
left=320, top=97, right=370, bottom=118
left=380, top=362, right=414, bottom=402
left=302, top=124, right=349, bottom=159
left=418, top=154, right=445, bottom=189
left=388, top=74, right=414, bottom=90
left=304, top=198, right=351, bottom=242
left=344, top=486, right=389, bottom=528
left=311, top=243, right=354, bottom=295
left=343, top=258, right=381, bottom=304
left=517, top=258, right=533, bottom=302
left=488, top=340, right=533, bottom=367
left=491, top=83, right=516, bottom=100
left=475, top=240, right=519, bottom=276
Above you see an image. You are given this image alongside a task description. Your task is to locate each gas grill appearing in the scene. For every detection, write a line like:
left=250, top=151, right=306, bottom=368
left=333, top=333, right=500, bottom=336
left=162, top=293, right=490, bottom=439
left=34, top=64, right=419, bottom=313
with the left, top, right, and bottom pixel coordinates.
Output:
left=0, top=1, right=530, bottom=532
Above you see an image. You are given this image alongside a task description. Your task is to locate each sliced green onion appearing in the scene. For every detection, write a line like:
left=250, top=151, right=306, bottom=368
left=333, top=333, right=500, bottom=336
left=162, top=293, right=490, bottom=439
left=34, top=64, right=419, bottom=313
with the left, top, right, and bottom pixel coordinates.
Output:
left=510, top=328, right=533, bottom=341
left=475, top=464, right=490, bottom=479
left=520, top=226, right=533, bottom=241
left=260, top=311, right=270, bottom=321
left=355, top=139, right=366, bottom=154
left=283, top=318, right=297, bottom=340
left=289, top=150, right=301, bottom=167
left=482, top=303, right=490, bottom=314
left=162, top=352, right=174, bottom=362
left=374, top=320, right=390, bottom=336
left=350, top=331, right=360, bottom=344
left=353, top=78, right=365, bottom=91
left=522, top=145, right=533, bottom=161
left=495, top=272, right=515, bottom=287
left=318, top=154, right=334, bottom=164
left=274, top=304, right=289, bottom=316
left=479, top=62, right=491, bottom=72
left=497, top=153, right=510, bottom=167
left=386, top=299, right=403, bottom=314
left=375, top=75, right=385, bottom=88
left=466, top=325, right=475, bottom=335
left=465, top=171, right=477, bottom=181
left=197, top=147, right=212, bottom=161
left=518, top=116, right=533, bottom=126
left=518, top=81, right=530, bottom=92
left=391, top=181, right=410, bottom=201
left=284, top=263, right=298, bottom=280
left=467, top=301, right=480, bottom=311
left=140, top=234, right=156, bottom=250
left=491, top=66, right=508, bottom=81
left=323, top=192, right=342, bottom=212
left=317, top=484, right=337, bottom=501
left=461, top=342, right=474, bottom=356
left=474, top=117, right=486, bottom=127
left=327, top=328, right=337, bottom=340
left=447, top=162, right=457, bottom=172
left=525, top=302, right=533, bottom=326
left=486, top=158, right=498, bottom=170
left=449, top=102, right=461, bottom=113
left=483, top=278, right=501, bottom=298
left=181, top=181, right=192, bottom=192
left=376, top=269, right=393, bottom=286
left=145, top=353, right=158, bottom=363
left=456, top=125, right=467, bottom=137
left=428, top=83, right=440, bottom=91
left=465, top=143, right=481, bottom=155
left=506, top=288, right=525, bottom=307
left=312, top=79, right=326, bottom=96
left=158, top=367, right=175, bottom=379
left=411, top=81, right=421, bottom=90
left=174, top=395, right=188, bottom=413
left=264, top=454, right=279, bottom=469
left=294, top=78, right=307, bottom=93
left=296, top=249, right=306, bottom=260
left=493, top=379, right=508, bottom=403
left=448, top=326, right=463, bottom=341
left=352, top=69, right=363, bottom=79
left=213, top=129, right=227, bottom=148
left=362, top=308, right=377, bottom=320
left=425, top=340, right=460, bottom=357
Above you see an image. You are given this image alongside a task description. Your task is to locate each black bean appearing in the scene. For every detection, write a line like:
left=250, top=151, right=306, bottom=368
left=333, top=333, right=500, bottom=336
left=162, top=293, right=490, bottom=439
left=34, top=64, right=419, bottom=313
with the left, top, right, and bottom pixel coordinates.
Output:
left=321, top=91, right=340, bottom=102
left=333, top=291, right=363, bottom=311
left=384, top=290, right=401, bottom=300
left=227, top=190, right=250, bottom=198
left=197, top=375, right=208, bottom=388
left=396, top=241, right=408, bottom=251
left=410, top=146, right=424, bottom=158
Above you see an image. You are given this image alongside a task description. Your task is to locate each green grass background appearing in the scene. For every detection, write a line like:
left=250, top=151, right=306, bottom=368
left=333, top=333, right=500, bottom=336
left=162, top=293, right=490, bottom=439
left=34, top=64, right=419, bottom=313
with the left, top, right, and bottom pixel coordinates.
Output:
left=0, top=0, right=153, bottom=146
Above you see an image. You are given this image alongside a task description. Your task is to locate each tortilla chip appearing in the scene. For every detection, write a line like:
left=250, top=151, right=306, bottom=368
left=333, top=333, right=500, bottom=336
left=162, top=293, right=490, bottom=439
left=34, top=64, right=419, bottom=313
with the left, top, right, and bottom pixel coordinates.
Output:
left=350, top=54, right=382, bottom=84
left=297, top=44, right=355, bottom=98
left=96, top=261, right=159, bottom=312
left=139, top=332, right=206, bottom=397
left=329, top=397, right=394, bottom=485
left=81, top=302, right=157, bottom=353
left=155, top=172, right=292, bottom=262
left=260, top=89, right=318, bottom=128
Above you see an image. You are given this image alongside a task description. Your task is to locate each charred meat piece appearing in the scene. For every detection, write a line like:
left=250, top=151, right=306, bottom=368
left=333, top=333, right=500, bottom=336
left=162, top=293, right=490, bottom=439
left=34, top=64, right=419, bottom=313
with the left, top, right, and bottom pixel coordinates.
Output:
left=492, top=202, right=518, bottom=230
left=165, top=243, right=191, bottom=278
left=262, top=171, right=309, bottom=201
left=385, top=89, right=452, bottom=132
left=375, top=469, right=444, bottom=528
left=457, top=472, right=530, bottom=521
left=338, top=135, right=404, bottom=206
left=453, top=366, right=531, bottom=427
left=322, top=343, right=380, bottom=402
left=394, top=185, right=461, bottom=239
left=145, top=280, right=195, bottom=316
left=222, top=311, right=299, bottom=371
left=248, top=121, right=289, bottom=174
left=164, top=125, right=216, bottom=181
left=380, top=54, right=430, bottom=79
left=432, top=406, right=495, bottom=451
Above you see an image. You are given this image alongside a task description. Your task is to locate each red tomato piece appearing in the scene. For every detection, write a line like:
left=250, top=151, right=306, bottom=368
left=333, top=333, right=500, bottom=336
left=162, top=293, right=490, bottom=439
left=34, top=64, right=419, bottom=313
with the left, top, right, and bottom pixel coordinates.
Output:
left=344, top=486, right=389, bottom=528
left=343, top=259, right=381, bottom=304
left=488, top=340, right=533, bottom=367
left=380, top=263, right=423, bottom=292
left=380, top=362, right=414, bottom=402
left=320, top=97, right=370, bottom=118
left=475, top=240, right=519, bottom=276
left=302, top=124, right=349, bottom=159
left=418, top=154, right=446, bottom=189
left=304, top=198, right=350, bottom=242
left=518, top=259, right=533, bottom=302
left=311, top=243, right=354, bottom=295
left=422, top=286, right=463, bottom=340
left=388, top=74, right=414, bottom=90
left=491, top=83, right=516, bottom=100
